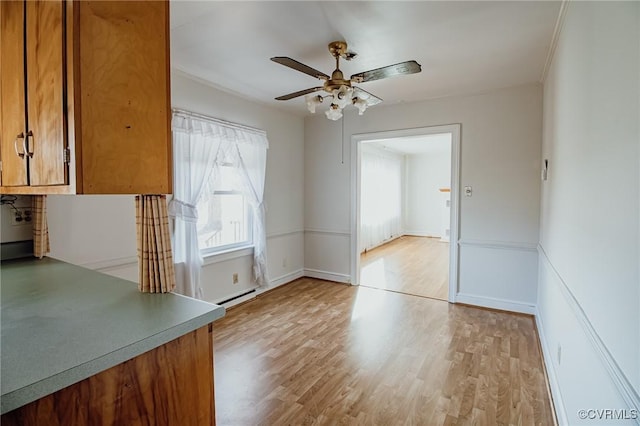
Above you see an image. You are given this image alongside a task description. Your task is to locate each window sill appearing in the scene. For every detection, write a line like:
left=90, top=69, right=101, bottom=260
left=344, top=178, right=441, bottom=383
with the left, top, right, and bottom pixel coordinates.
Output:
left=202, top=246, right=254, bottom=265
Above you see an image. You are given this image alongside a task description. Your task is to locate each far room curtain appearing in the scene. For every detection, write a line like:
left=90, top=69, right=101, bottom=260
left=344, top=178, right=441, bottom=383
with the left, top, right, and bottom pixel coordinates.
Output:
left=170, top=112, right=269, bottom=298
left=32, top=195, right=50, bottom=258
left=136, top=195, right=175, bottom=293
left=360, top=147, right=402, bottom=252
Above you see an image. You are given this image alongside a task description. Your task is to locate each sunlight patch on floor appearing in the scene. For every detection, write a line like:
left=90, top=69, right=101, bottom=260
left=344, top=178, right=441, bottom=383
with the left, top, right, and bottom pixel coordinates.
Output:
left=350, top=285, right=388, bottom=322
left=359, top=258, right=389, bottom=289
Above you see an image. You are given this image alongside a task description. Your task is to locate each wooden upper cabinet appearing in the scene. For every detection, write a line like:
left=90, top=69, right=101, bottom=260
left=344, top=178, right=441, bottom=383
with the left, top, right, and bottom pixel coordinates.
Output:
left=26, top=1, right=67, bottom=187
left=0, top=1, right=29, bottom=187
left=0, top=0, right=172, bottom=195
left=75, top=1, right=171, bottom=194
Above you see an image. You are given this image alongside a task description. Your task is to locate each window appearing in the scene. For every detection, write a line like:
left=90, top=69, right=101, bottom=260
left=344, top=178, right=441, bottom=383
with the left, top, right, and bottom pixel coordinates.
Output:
left=196, top=163, right=252, bottom=255
left=171, top=112, right=269, bottom=293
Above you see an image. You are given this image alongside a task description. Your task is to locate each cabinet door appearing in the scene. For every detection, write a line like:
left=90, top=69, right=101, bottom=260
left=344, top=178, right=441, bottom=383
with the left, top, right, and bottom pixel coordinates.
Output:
left=78, top=1, right=171, bottom=194
left=0, top=0, right=28, bottom=187
left=26, top=0, right=66, bottom=186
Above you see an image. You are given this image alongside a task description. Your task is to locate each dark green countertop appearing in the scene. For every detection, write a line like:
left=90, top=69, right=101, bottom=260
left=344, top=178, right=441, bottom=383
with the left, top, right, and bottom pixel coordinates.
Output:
left=0, top=257, right=225, bottom=414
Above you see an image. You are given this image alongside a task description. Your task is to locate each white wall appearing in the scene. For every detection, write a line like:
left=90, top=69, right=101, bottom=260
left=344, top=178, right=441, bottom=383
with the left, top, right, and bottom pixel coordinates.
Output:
left=305, top=83, right=542, bottom=311
left=405, top=151, right=451, bottom=238
left=1, top=195, right=33, bottom=243
left=48, top=195, right=137, bottom=269
left=48, top=71, right=305, bottom=305
left=537, top=2, right=640, bottom=424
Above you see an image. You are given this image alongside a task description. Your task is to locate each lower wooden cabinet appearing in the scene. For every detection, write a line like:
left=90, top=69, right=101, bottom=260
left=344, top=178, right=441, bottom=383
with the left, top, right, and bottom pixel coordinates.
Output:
left=1, top=325, right=216, bottom=426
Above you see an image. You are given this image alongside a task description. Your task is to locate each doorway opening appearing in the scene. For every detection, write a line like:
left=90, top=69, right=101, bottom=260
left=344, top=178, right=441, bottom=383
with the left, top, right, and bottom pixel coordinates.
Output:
left=350, top=125, right=460, bottom=303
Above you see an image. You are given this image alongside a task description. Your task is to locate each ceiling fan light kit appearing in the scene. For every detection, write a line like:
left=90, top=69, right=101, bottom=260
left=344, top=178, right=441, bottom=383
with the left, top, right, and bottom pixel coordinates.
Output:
left=272, top=41, right=421, bottom=120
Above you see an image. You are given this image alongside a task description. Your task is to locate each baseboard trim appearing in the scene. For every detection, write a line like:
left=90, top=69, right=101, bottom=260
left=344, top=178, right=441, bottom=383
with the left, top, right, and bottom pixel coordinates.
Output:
left=538, top=245, right=640, bottom=423
left=304, top=268, right=351, bottom=284
left=218, top=288, right=257, bottom=305
left=535, top=307, right=568, bottom=426
left=361, top=234, right=403, bottom=253
left=216, top=288, right=259, bottom=309
left=218, top=271, right=305, bottom=309
left=268, top=269, right=304, bottom=289
left=403, top=231, right=439, bottom=238
left=456, top=293, right=536, bottom=315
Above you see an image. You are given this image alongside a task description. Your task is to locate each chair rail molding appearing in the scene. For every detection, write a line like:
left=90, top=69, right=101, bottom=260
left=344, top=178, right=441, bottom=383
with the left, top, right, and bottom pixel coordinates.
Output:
left=458, top=239, right=538, bottom=252
left=304, top=229, right=351, bottom=237
left=537, top=245, right=640, bottom=425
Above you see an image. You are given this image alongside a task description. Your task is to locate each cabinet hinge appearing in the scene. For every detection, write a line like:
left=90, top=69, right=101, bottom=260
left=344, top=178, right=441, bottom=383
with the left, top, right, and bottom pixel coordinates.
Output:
left=63, top=148, right=71, bottom=164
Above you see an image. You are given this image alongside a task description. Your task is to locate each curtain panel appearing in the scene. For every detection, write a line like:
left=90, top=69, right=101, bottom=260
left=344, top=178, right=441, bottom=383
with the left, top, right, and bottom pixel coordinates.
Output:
left=360, top=147, right=403, bottom=252
left=170, top=112, right=269, bottom=298
left=32, top=195, right=50, bottom=259
left=136, top=195, right=176, bottom=293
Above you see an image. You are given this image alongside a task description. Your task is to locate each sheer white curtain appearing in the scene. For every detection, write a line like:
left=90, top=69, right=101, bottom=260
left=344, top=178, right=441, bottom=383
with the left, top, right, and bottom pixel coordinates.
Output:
left=169, top=113, right=269, bottom=298
left=170, top=116, right=221, bottom=298
left=235, top=140, right=268, bottom=285
left=360, top=146, right=403, bottom=252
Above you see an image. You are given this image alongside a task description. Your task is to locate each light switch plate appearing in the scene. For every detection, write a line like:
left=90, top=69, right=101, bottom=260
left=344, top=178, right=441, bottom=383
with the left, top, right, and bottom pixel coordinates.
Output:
left=464, top=186, right=472, bottom=197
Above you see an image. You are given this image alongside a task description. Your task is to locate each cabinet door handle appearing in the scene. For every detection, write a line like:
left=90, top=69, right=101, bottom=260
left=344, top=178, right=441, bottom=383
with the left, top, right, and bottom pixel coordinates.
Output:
left=14, top=133, right=26, bottom=158
left=25, top=130, right=34, bottom=158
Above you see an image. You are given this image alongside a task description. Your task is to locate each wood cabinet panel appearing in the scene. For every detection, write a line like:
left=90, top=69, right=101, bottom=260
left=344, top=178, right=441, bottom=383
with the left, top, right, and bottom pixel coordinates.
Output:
left=1, top=325, right=216, bottom=426
left=26, top=0, right=66, bottom=187
left=78, top=1, right=171, bottom=194
left=0, top=1, right=28, bottom=187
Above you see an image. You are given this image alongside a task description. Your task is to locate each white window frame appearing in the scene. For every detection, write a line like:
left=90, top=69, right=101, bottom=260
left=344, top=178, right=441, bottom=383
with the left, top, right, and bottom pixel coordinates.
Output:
left=199, top=193, right=253, bottom=257
left=198, top=165, right=254, bottom=258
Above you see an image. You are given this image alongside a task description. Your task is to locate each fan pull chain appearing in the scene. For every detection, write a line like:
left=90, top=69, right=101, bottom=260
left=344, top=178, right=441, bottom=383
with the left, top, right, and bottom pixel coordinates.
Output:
left=341, top=114, right=345, bottom=165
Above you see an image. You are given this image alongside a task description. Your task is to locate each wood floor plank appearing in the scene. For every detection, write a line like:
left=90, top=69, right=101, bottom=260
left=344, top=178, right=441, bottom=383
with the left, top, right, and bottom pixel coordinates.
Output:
left=214, top=278, right=555, bottom=425
left=361, top=236, right=449, bottom=300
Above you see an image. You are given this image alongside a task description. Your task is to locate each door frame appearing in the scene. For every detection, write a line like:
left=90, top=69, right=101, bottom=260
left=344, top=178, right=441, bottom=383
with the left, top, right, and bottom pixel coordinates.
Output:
left=350, top=124, right=461, bottom=303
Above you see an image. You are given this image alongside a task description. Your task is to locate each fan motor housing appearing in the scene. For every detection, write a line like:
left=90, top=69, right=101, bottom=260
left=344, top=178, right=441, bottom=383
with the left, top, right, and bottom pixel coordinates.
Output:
left=325, top=69, right=351, bottom=92
left=325, top=42, right=353, bottom=91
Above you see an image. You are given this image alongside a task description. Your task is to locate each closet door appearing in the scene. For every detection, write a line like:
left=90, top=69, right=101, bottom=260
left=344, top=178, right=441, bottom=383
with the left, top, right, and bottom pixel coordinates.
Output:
left=0, top=0, right=28, bottom=187
left=26, top=0, right=67, bottom=186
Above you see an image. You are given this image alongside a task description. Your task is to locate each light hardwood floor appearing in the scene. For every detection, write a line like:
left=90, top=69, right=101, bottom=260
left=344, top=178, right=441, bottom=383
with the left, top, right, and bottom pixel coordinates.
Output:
left=214, top=279, right=555, bottom=425
left=361, top=236, right=449, bottom=301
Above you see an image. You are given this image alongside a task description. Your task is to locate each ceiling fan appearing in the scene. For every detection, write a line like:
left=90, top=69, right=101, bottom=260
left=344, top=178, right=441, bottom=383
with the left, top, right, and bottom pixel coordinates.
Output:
left=271, top=41, right=422, bottom=120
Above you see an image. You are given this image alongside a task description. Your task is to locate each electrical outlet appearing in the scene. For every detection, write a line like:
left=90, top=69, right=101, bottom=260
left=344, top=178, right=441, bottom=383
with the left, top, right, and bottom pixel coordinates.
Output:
left=232, top=273, right=239, bottom=284
left=10, top=208, right=32, bottom=226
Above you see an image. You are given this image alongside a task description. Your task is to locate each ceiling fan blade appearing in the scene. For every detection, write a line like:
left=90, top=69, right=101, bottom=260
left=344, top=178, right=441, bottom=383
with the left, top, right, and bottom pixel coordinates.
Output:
left=351, top=60, right=422, bottom=83
left=353, top=86, right=383, bottom=105
left=271, top=57, right=329, bottom=80
left=275, top=87, right=324, bottom=101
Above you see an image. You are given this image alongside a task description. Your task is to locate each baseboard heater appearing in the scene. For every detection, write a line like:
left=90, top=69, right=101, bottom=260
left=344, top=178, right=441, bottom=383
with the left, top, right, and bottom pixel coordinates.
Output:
left=219, top=289, right=256, bottom=305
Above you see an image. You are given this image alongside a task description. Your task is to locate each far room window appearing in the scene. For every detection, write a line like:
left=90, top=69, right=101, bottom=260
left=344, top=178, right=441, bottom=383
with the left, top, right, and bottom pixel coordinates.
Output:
left=196, top=162, right=252, bottom=255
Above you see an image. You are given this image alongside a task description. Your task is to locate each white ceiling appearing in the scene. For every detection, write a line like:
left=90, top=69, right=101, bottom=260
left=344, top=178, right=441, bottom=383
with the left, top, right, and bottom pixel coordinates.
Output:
left=170, top=1, right=561, bottom=116
left=367, top=133, right=451, bottom=155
